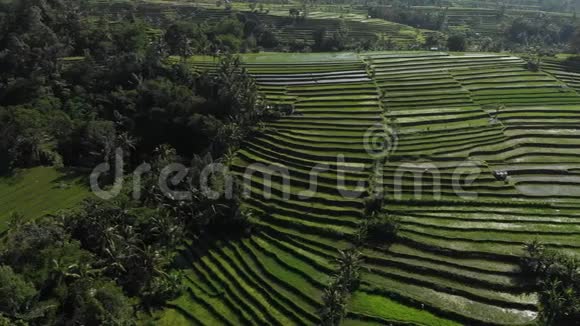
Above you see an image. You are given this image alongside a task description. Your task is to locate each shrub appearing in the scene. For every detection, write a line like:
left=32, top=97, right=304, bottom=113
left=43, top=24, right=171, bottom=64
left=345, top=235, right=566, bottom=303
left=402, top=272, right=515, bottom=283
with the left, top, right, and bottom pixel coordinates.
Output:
left=521, top=241, right=580, bottom=325
left=141, top=272, right=184, bottom=308
left=565, top=55, right=580, bottom=64
left=319, top=280, right=347, bottom=326
left=217, top=34, right=242, bottom=52
left=64, top=279, right=133, bottom=325
left=0, top=265, right=37, bottom=317
left=363, top=194, right=384, bottom=217
left=335, top=248, right=362, bottom=292
left=259, top=29, right=279, bottom=48
left=366, top=214, right=400, bottom=243
left=447, top=34, right=467, bottom=52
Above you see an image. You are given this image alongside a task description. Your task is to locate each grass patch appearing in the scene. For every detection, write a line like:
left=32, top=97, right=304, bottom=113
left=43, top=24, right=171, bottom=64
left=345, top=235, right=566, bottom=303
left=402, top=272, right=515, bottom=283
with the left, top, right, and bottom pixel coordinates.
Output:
left=0, top=166, right=91, bottom=232
left=349, top=292, right=460, bottom=326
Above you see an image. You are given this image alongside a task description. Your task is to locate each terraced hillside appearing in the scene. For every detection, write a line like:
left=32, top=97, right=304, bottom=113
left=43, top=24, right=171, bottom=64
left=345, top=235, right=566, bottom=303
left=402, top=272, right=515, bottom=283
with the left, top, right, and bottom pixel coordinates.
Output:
left=413, top=3, right=572, bottom=35
left=163, top=52, right=580, bottom=326
left=89, top=1, right=424, bottom=48
left=89, top=0, right=577, bottom=40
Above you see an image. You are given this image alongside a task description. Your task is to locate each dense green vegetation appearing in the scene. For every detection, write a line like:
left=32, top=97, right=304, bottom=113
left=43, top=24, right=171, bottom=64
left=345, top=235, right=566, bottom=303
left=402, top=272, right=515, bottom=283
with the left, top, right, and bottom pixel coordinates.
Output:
left=1, top=0, right=580, bottom=325
left=0, top=0, right=275, bottom=324
left=0, top=0, right=295, bottom=171
left=85, top=0, right=426, bottom=52
left=81, top=0, right=580, bottom=53
left=522, top=240, right=579, bottom=325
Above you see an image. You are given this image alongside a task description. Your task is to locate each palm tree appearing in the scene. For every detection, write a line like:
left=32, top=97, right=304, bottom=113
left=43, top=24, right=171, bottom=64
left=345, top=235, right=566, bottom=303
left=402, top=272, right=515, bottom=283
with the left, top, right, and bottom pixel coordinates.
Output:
left=524, top=239, right=545, bottom=258
left=354, top=219, right=368, bottom=246
left=75, top=263, right=102, bottom=279
left=149, top=212, right=184, bottom=249
left=560, top=256, right=579, bottom=285
left=50, top=258, right=81, bottom=288
left=220, top=148, right=237, bottom=167
left=135, top=245, right=166, bottom=278
left=115, top=132, right=137, bottom=155
left=335, top=248, right=363, bottom=292
left=363, top=194, right=383, bottom=217
left=522, top=239, right=545, bottom=274
left=7, top=212, right=26, bottom=231
left=104, top=242, right=128, bottom=276
left=320, top=282, right=347, bottom=326
left=539, top=279, right=566, bottom=325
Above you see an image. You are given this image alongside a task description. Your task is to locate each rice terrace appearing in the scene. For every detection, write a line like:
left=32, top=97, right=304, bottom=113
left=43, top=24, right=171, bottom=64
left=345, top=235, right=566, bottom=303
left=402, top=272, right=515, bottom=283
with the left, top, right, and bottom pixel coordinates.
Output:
left=0, top=0, right=579, bottom=325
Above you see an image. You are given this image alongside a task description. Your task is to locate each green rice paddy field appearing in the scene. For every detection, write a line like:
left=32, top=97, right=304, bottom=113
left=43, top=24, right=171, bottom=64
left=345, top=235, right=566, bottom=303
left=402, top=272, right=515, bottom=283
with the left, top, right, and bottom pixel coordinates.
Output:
left=154, top=52, right=580, bottom=325
left=6, top=51, right=580, bottom=325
